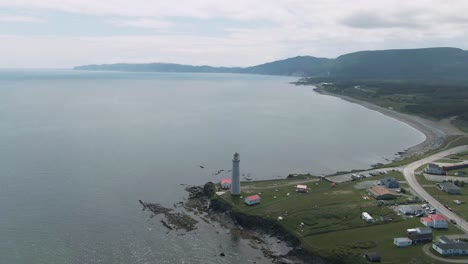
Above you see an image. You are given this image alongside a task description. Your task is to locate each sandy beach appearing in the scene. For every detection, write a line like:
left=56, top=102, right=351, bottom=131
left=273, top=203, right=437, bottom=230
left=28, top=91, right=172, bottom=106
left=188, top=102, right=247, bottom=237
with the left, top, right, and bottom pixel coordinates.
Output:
left=313, top=86, right=466, bottom=159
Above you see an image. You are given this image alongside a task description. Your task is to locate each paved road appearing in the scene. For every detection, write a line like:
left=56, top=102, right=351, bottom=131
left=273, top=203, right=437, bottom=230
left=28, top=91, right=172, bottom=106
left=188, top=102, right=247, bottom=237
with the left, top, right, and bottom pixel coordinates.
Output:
left=402, top=145, right=468, bottom=233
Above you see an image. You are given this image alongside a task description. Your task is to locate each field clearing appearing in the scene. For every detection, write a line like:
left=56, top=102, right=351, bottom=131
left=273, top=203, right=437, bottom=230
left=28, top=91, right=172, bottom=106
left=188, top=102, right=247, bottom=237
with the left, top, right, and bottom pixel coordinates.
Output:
left=217, top=172, right=462, bottom=263
left=435, top=158, right=464, bottom=163
left=422, top=185, right=468, bottom=220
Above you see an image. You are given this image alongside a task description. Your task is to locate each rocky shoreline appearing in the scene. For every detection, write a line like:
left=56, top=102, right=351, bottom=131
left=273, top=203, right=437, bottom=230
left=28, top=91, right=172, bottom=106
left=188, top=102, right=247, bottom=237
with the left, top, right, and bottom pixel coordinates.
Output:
left=142, top=182, right=329, bottom=264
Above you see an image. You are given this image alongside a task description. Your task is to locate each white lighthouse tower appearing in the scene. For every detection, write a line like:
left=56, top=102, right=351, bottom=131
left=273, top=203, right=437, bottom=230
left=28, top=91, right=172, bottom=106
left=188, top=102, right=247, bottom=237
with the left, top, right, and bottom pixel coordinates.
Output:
left=231, top=152, right=241, bottom=195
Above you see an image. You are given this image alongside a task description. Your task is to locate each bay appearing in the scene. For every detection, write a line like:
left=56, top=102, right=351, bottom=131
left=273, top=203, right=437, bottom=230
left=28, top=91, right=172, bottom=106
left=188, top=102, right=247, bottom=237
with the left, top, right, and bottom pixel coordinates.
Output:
left=0, top=70, right=424, bottom=263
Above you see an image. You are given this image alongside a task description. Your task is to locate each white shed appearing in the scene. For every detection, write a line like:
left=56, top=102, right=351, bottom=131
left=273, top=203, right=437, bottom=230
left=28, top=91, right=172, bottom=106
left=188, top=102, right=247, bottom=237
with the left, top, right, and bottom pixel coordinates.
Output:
left=362, top=212, right=374, bottom=223
left=394, top=237, right=412, bottom=247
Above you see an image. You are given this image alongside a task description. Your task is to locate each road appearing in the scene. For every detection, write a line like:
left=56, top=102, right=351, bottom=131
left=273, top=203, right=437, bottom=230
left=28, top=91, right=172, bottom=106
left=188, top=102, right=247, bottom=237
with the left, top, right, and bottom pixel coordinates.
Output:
left=402, top=145, right=468, bottom=233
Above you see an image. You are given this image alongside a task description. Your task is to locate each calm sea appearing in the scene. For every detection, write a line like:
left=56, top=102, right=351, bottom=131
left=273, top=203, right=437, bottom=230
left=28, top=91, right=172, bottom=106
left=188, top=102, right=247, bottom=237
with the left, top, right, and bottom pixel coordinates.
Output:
left=0, top=70, right=424, bottom=263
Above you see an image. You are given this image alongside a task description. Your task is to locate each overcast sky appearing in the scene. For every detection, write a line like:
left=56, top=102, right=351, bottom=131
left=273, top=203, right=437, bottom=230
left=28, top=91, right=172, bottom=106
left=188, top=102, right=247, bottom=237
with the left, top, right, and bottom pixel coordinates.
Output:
left=1, top=0, right=468, bottom=68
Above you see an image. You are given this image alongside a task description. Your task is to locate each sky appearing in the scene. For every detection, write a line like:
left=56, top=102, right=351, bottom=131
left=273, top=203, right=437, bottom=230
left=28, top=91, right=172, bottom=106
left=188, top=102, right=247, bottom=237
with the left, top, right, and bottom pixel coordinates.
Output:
left=1, top=0, right=468, bottom=68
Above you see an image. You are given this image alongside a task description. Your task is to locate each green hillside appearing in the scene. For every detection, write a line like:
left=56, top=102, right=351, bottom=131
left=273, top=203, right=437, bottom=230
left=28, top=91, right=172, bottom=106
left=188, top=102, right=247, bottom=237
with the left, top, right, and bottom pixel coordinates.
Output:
left=330, top=47, right=468, bottom=81
left=74, top=56, right=330, bottom=77
left=75, top=47, right=468, bottom=81
left=242, top=56, right=331, bottom=76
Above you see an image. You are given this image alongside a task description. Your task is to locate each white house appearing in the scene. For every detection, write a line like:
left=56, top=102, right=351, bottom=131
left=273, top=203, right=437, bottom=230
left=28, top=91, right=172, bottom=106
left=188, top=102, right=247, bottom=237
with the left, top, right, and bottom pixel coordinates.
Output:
left=421, top=214, right=448, bottom=229
left=425, top=163, right=446, bottom=175
left=362, top=212, right=374, bottom=223
left=296, top=184, right=308, bottom=193
left=245, top=195, right=261, bottom=206
left=432, top=214, right=449, bottom=228
left=394, top=237, right=412, bottom=247
left=220, top=178, right=232, bottom=190
left=433, top=241, right=468, bottom=256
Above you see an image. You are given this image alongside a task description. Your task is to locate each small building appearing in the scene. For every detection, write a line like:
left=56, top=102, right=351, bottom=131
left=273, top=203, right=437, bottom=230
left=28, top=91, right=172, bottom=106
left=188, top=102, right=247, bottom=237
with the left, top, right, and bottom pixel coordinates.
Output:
left=244, top=195, right=261, bottom=206
left=399, top=205, right=424, bottom=215
left=296, top=184, right=308, bottom=193
left=439, top=236, right=453, bottom=244
left=220, top=178, right=232, bottom=190
left=421, top=217, right=433, bottom=227
left=425, top=163, right=446, bottom=175
left=394, top=237, right=412, bottom=247
left=368, top=186, right=398, bottom=200
left=362, top=212, right=374, bottom=223
left=408, top=228, right=432, bottom=244
left=436, top=182, right=461, bottom=194
left=421, top=214, right=448, bottom=229
left=380, top=177, right=400, bottom=188
left=433, top=242, right=468, bottom=256
left=364, top=252, right=381, bottom=262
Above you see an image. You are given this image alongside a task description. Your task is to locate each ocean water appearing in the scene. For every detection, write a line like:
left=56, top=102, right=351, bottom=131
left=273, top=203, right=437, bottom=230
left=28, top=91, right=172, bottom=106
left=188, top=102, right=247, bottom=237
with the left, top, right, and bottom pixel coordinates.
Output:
left=0, top=70, right=425, bottom=264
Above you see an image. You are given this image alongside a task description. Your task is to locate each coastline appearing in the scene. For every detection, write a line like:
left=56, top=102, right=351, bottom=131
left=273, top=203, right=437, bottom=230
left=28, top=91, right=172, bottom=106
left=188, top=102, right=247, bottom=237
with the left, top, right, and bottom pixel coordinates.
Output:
left=313, top=85, right=466, bottom=160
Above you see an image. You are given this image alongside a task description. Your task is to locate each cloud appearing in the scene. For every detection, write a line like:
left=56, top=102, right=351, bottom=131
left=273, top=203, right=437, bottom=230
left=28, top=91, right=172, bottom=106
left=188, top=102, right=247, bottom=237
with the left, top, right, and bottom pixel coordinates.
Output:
left=108, top=18, right=172, bottom=31
left=0, top=15, right=46, bottom=23
left=1, top=0, right=468, bottom=67
left=340, top=11, right=425, bottom=29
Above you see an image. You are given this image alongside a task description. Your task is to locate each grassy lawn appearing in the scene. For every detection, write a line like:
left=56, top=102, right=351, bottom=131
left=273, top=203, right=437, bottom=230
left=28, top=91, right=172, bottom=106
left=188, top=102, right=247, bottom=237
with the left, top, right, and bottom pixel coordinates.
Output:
left=382, top=135, right=468, bottom=168
left=435, top=158, right=464, bottom=163
left=308, top=218, right=459, bottom=264
left=447, top=151, right=468, bottom=161
left=422, top=185, right=468, bottom=220
left=447, top=167, right=468, bottom=177
left=217, top=174, right=462, bottom=263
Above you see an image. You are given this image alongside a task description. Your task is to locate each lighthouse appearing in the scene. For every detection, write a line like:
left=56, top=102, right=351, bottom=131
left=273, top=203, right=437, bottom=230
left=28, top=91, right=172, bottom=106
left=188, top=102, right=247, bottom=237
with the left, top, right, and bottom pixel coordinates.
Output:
left=231, top=152, right=241, bottom=195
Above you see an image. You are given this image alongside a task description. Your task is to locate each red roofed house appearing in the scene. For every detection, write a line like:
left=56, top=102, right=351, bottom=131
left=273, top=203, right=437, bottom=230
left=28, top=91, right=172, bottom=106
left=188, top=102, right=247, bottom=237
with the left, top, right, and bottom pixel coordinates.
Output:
left=421, top=217, right=433, bottom=227
left=221, top=178, right=232, bottom=190
left=245, top=195, right=261, bottom=206
left=421, top=214, right=448, bottom=229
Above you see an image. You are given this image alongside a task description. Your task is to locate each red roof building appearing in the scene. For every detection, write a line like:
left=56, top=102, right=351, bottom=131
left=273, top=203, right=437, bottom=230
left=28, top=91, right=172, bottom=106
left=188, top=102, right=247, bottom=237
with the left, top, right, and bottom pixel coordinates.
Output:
left=422, top=214, right=448, bottom=229
left=220, top=178, right=232, bottom=190
left=245, top=195, right=261, bottom=205
left=431, top=214, right=446, bottom=221
left=421, top=217, right=433, bottom=227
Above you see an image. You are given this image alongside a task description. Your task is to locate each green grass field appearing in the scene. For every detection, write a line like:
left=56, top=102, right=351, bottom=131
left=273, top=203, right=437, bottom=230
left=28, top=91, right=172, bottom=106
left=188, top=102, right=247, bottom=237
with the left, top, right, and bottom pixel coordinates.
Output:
left=422, top=185, right=468, bottom=219
left=217, top=173, right=462, bottom=264
left=447, top=167, right=468, bottom=177
left=382, top=135, right=468, bottom=168
left=447, top=151, right=468, bottom=161
left=435, top=158, right=463, bottom=163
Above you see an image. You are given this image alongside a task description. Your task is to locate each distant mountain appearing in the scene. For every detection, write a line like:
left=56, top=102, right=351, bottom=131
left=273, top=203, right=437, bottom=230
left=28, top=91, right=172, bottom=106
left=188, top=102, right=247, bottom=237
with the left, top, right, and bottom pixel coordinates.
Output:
left=74, top=56, right=331, bottom=77
left=242, top=56, right=331, bottom=76
left=73, top=63, right=243, bottom=74
left=74, top=47, right=468, bottom=81
left=330, top=47, right=468, bottom=81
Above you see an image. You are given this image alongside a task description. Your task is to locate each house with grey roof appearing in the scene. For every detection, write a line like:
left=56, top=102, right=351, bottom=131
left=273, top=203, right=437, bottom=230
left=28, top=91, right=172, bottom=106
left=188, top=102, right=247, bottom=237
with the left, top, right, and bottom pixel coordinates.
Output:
left=379, top=177, right=400, bottom=188
left=407, top=227, right=432, bottom=244
left=425, top=163, right=446, bottom=175
left=433, top=237, right=468, bottom=256
left=399, top=205, right=424, bottom=215
left=436, top=182, right=461, bottom=194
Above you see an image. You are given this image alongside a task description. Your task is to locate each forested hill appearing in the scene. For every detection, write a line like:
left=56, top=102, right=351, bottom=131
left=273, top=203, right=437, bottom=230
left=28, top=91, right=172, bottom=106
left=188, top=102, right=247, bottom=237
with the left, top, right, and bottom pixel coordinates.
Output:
left=74, top=56, right=330, bottom=77
left=329, top=47, right=468, bottom=81
left=75, top=47, right=468, bottom=81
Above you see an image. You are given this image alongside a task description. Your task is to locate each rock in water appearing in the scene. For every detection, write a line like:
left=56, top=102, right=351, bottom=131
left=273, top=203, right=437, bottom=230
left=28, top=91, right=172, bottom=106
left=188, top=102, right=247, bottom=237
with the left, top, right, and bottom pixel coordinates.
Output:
left=203, top=182, right=216, bottom=197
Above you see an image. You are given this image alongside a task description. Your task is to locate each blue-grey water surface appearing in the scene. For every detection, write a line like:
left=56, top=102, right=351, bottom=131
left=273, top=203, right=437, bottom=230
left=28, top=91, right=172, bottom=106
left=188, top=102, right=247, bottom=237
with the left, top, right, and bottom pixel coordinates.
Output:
left=0, top=70, right=425, bottom=263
